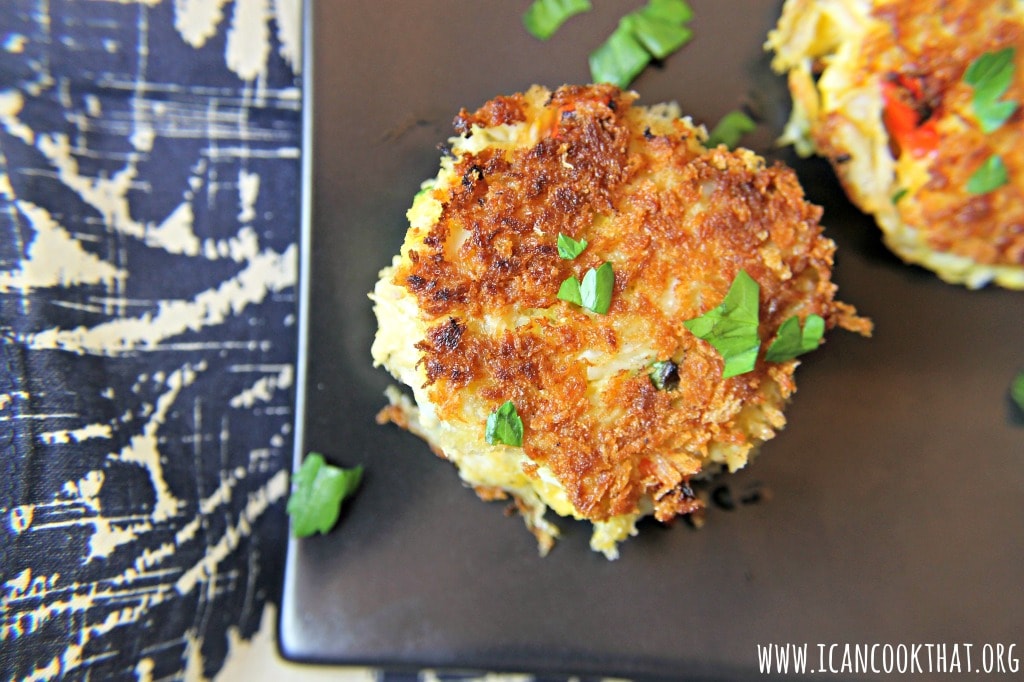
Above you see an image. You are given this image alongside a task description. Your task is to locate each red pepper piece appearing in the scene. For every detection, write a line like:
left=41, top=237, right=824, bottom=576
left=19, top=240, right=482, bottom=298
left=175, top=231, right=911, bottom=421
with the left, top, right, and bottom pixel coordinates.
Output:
left=881, top=75, right=940, bottom=157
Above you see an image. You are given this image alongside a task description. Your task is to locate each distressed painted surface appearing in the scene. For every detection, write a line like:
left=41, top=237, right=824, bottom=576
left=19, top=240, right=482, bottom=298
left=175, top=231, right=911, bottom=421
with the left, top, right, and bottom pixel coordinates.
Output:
left=1, top=1, right=301, bottom=679
left=1, top=4, right=591, bottom=681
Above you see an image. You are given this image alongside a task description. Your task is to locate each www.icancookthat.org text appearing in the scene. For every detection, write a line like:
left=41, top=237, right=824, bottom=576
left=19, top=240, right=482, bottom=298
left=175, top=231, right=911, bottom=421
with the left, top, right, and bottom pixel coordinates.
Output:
left=757, top=642, right=1019, bottom=675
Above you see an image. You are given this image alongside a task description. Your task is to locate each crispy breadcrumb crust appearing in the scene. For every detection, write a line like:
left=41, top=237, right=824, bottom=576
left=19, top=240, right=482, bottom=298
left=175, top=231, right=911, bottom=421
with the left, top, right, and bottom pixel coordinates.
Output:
left=372, top=84, right=869, bottom=557
left=768, top=0, right=1024, bottom=288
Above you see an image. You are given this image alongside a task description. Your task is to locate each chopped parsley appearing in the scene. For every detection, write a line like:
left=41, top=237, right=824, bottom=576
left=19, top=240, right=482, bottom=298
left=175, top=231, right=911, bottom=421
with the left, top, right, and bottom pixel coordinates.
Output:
left=486, top=400, right=524, bottom=447
left=627, top=8, right=692, bottom=60
left=588, top=0, right=694, bottom=89
left=557, top=275, right=584, bottom=306
left=557, top=233, right=588, bottom=259
left=1011, top=371, right=1024, bottom=413
left=683, top=270, right=761, bottom=378
left=588, top=19, right=652, bottom=89
left=287, top=453, right=363, bottom=538
left=765, top=314, right=825, bottom=362
left=706, top=110, right=757, bottom=149
left=967, top=153, right=1008, bottom=194
left=558, top=262, right=614, bottom=314
left=964, top=47, right=1019, bottom=134
left=522, top=0, right=592, bottom=40
left=580, top=262, right=614, bottom=313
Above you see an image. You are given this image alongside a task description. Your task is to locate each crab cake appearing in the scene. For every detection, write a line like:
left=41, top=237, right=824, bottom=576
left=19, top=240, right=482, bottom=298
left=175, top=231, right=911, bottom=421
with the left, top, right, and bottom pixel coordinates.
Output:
left=371, top=84, right=870, bottom=559
left=767, top=0, right=1024, bottom=289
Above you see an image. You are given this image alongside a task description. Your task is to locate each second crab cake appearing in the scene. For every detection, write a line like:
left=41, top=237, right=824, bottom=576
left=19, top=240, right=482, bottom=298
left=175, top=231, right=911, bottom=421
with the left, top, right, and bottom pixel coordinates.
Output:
left=371, top=84, right=870, bottom=559
left=768, top=0, right=1024, bottom=289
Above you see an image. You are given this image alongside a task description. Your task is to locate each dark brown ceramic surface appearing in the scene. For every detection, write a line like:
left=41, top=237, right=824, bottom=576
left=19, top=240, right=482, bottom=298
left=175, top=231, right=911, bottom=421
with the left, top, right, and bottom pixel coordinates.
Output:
left=280, top=1, right=1024, bottom=678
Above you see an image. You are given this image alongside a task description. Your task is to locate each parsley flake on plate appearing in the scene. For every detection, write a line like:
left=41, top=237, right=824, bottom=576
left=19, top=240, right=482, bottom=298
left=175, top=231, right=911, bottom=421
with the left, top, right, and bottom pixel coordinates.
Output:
left=683, top=270, right=761, bottom=378
left=522, top=0, right=592, bottom=40
left=287, top=453, right=363, bottom=538
left=706, top=110, right=756, bottom=149
left=588, top=0, right=694, bottom=89
left=1011, top=371, right=1024, bottom=413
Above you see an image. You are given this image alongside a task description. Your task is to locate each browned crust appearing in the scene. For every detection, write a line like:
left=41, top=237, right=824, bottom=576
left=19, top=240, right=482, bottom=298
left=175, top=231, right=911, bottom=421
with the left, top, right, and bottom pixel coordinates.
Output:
left=393, top=84, right=869, bottom=523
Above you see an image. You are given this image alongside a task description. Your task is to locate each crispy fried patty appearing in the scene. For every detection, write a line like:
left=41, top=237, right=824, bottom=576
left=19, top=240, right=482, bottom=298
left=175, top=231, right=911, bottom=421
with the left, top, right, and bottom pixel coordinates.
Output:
left=371, top=84, right=869, bottom=558
left=768, top=0, right=1024, bottom=288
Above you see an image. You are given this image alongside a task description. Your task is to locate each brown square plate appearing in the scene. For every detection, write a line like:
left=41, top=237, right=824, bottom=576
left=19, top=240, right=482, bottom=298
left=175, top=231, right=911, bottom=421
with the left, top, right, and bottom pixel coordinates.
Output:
left=280, top=1, right=1024, bottom=678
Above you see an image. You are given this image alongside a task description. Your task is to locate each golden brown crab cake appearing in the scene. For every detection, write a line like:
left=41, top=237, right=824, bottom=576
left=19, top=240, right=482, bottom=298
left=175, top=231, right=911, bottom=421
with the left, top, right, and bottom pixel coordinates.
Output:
left=371, top=84, right=870, bottom=559
left=767, top=0, right=1024, bottom=289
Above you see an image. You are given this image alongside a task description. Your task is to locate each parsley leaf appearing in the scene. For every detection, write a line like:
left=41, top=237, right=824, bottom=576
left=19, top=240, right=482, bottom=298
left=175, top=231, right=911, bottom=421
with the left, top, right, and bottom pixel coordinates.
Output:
left=1012, top=371, right=1024, bottom=413
left=706, top=110, right=757, bottom=149
left=557, top=275, right=583, bottom=306
left=967, top=153, right=1008, bottom=194
left=964, top=47, right=1019, bottom=133
left=589, top=0, right=694, bottom=89
left=589, top=19, right=651, bottom=89
left=642, top=0, right=693, bottom=23
left=580, top=262, right=614, bottom=314
left=287, top=453, right=363, bottom=538
left=628, top=11, right=692, bottom=60
left=765, top=314, right=825, bottom=362
left=558, top=262, right=614, bottom=314
left=522, top=0, right=592, bottom=40
left=486, top=400, right=524, bottom=446
left=683, top=270, right=761, bottom=378
left=557, top=233, right=588, bottom=259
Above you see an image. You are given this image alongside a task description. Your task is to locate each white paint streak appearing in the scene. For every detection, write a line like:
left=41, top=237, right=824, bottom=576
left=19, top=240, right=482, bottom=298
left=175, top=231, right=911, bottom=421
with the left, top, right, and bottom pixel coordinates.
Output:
left=145, top=201, right=202, bottom=256
left=9, top=505, right=33, bottom=533
left=229, top=364, right=292, bottom=408
left=64, top=470, right=104, bottom=512
left=0, top=171, right=14, bottom=198
left=110, top=364, right=204, bottom=524
left=237, top=168, right=259, bottom=223
left=130, top=121, right=155, bottom=153
left=201, top=466, right=248, bottom=514
left=202, top=226, right=260, bottom=262
left=30, top=130, right=259, bottom=264
left=4, top=33, right=28, bottom=54
left=37, top=132, right=146, bottom=239
left=174, top=0, right=230, bottom=48
left=7, top=449, right=291, bottom=676
left=271, top=0, right=301, bottom=74
left=0, top=88, right=34, bottom=144
left=0, top=390, right=29, bottom=410
left=173, top=0, right=301, bottom=80
left=21, top=656, right=61, bottom=682
left=87, top=518, right=152, bottom=563
left=40, top=422, right=114, bottom=445
left=23, top=244, right=297, bottom=355
left=184, top=630, right=207, bottom=681
left=134, top=658, right=155, bottom=682
left=226, top=0, right=270, bottom=81
left=174, top=469, right=288, bottom=595
left=0, top=201, right=124, bottom=293
left=147, top=199, right=262, bottom=262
